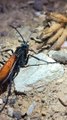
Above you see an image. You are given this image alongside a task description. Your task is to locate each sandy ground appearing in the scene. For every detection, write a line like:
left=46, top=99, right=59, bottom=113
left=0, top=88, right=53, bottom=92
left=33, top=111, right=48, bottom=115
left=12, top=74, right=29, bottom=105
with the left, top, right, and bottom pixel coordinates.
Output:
left=0, top=0, right=67, bottom=120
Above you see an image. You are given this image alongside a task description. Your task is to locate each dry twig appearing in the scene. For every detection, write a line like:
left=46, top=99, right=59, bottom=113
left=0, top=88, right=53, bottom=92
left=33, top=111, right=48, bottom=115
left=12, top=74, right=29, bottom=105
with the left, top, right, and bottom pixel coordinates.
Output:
left=51, top=27, right=67, bottom=50
left=58, top=98, right=67, bottom=107
left=47, top=28, right=64, bottom=45
left=47, top=12, right=67, bottom=23
left=40, top=23, right=63, bottom=40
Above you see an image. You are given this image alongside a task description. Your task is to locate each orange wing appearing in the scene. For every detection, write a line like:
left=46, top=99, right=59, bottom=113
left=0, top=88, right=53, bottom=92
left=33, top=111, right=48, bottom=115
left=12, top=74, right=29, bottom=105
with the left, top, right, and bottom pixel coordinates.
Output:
left=0, top=55, right=17, bottom=82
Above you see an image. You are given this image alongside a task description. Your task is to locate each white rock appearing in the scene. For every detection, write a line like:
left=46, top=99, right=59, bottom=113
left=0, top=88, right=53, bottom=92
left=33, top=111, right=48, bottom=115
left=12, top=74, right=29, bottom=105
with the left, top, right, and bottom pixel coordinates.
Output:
left=7, top=107, right=14, bottom=117
left=48, top=50, right=67, bottom=64
left=0, top=99, right=3, bottom=105
left=14, top=53, right=64, bottom=92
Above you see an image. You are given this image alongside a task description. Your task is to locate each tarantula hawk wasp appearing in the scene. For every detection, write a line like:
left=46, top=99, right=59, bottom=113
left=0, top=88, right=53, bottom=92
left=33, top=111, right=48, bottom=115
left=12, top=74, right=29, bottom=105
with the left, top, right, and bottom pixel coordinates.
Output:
left=0, top=25, right=56, bottom=112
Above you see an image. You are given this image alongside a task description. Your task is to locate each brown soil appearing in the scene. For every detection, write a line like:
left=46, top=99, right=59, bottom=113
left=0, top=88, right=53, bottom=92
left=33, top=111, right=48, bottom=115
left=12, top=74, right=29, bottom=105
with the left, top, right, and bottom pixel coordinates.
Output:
left=0, top=0, right=67, bottom=120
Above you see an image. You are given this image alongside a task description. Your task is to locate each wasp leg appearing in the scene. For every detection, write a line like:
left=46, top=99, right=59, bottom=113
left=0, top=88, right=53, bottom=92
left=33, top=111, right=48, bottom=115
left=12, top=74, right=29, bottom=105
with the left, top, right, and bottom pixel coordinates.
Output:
left=0, top=62, right=15, bottom=112
left=13, top=66, right=20, bottom=79
left=29, top=49, right=37, bottom=54
left=2, top=54, right=10, bottom=59
left=0, top=61, right=4, bottom=65
left=1, top=49, right=14, bottom=59
left=2, top=58, right=7, bottom=63
left=0, top=79, right=12, bottom=112
left=27, top=54, right=56, bottom=64
left=25, top=54, right=47, bottom=66
left=0, top=49, right=14, bottom=54
left=0, top=61, right=4, bottom=68
left=25, top=54, right=46, bottom=65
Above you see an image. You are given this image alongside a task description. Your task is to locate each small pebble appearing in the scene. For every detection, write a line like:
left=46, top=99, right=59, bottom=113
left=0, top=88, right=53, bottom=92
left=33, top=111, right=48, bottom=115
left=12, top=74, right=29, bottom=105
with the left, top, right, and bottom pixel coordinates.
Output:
left=3, top=97, right=16, bottom=105
left=41, top=99, right=45, bottom=103
left=7, top=107, right=14, bottom=117
left=13, top=111, right=22, bottom=120
left=0, top=98, right=3, bottom=105
left=3, top=97, right=7, bottom=103
left=0, top=4, right=5, bottom=13
left=34, top=11, right=42, bottom=17
left=8, top=98, right=16, bottom=105
left=33, top=0, right=43, bottom=11
left=48, top=50, right=67, bottom=64
left=0, top=31, right=7, bottom=37
left=41, top=111, right=46, bottom=116
left=27, top=101, right=37, bottom=116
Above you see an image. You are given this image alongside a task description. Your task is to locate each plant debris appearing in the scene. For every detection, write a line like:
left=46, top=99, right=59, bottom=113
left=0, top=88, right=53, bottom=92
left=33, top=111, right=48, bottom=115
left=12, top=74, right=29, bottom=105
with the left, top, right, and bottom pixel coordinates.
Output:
left=47, top=12, right=67, bottom=23
left=0, top=1, right=67, bottom=119
left=31, top=12, right=67, bottom=52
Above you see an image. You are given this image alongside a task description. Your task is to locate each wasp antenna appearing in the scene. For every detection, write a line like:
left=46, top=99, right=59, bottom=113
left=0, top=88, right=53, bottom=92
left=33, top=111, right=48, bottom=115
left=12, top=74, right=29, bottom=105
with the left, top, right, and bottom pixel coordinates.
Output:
left=9, top=25, right=26, bottom=44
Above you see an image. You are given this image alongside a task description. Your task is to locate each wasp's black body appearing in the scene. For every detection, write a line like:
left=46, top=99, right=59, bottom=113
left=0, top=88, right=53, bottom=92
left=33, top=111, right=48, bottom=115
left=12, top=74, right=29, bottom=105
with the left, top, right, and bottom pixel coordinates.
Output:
left=15, top=43, right=29, bottom=67
left=0, top=27, right=30, bottom=112
left=0, top=25, right=56, bottom=112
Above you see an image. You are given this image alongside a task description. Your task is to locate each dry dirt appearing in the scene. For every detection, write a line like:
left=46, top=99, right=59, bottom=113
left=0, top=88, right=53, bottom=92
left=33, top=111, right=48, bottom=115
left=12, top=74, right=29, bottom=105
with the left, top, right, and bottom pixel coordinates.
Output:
left=0, top=0, right=67, bottom=120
